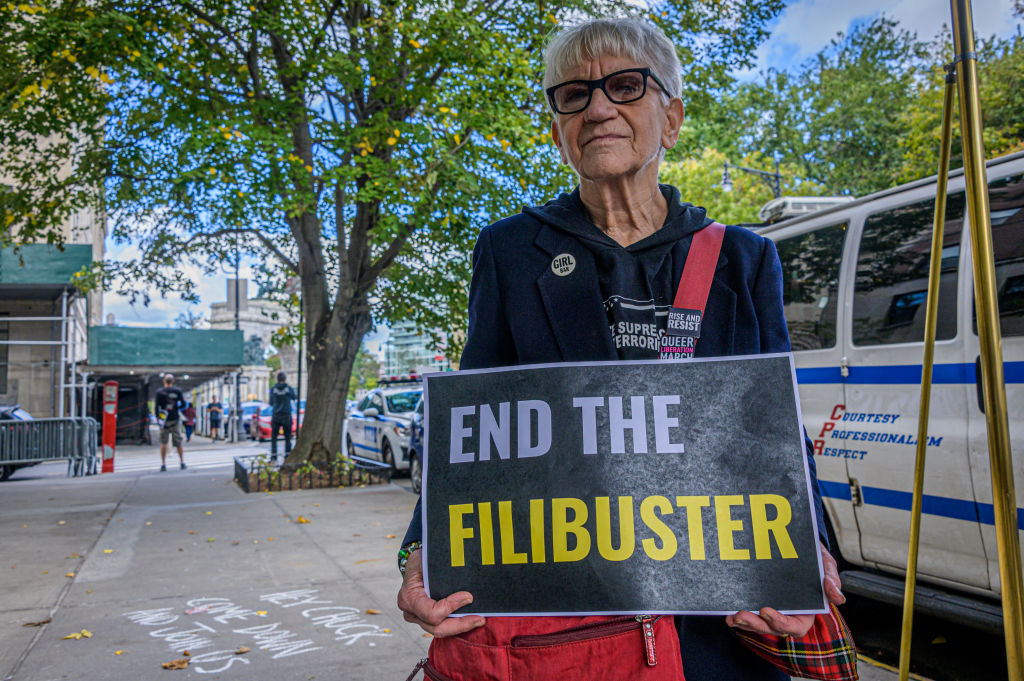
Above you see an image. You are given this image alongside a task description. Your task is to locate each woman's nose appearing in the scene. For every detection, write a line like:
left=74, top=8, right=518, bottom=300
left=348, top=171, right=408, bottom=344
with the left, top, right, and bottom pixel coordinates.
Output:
left=584, top=87, right=618, bottom=121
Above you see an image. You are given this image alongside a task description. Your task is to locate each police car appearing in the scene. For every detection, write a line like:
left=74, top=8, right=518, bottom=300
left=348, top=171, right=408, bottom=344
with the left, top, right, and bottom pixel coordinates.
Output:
left=758, top=150, right=1024, bottom=631
left=344, top=379, right=422, bottom=473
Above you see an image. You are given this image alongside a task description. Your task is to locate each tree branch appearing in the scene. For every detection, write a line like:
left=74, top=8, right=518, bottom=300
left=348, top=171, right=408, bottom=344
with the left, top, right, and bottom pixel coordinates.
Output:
left=186, top=227, right=298, bottom=272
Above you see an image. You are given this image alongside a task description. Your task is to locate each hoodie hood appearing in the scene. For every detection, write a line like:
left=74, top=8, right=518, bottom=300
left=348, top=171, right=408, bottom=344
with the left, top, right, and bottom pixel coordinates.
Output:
left=522, top=184, right=711, bottom=251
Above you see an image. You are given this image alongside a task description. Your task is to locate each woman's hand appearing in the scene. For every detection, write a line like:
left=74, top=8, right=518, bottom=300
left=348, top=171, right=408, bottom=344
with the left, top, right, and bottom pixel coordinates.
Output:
left=725, top=542, right=845, bottom=638
left=396, top=549, right=487, bottom=637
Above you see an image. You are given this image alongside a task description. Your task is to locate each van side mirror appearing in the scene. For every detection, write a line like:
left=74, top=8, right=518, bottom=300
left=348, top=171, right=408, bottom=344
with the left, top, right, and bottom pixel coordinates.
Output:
left=363, top=407, right=380, bottom=418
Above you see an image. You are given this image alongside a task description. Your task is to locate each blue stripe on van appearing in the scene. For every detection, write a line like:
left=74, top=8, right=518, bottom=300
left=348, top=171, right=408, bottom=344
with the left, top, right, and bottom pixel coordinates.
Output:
left=820, top=481, right=1024, bottom=530
left=818, top=480, right=852, bottom=501
left=796, top=361, right=1024, bottom=385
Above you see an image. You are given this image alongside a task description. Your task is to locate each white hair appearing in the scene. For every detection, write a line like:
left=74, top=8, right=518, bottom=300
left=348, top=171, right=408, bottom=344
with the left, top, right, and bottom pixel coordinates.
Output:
left=543, top=17, right=683, bottom=101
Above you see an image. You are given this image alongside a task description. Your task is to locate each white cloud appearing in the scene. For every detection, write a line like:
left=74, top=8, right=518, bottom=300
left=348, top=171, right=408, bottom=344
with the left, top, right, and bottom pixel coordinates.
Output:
left=746, top=0, right=1017, bottom=76
left=102, top=239, right=258, bottom=328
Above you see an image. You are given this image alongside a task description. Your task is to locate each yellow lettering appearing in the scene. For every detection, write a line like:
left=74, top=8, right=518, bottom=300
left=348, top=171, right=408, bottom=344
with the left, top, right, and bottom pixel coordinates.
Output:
left=749, top=494, right=797, bottom=559
left=715, top=495, right=750, bottom=560
left=640, top=495, right=677, bottom=560
left=676, top=496, right=710, bottom=560
left=530, top=498, right=546, bottom=563
left=449, top=503, right=474, bottom=567
left=499, top=500, right=528, bottom=564
left=552, top=497, right=590, bottom=562
left=478, top=502, right=495, bottom=565
left=595, top=496, right=635, bottom=561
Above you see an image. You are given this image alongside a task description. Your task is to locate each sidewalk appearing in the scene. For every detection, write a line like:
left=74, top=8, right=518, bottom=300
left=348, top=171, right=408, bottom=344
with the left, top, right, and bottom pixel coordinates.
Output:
left=0, top=444, right=913, bottom=681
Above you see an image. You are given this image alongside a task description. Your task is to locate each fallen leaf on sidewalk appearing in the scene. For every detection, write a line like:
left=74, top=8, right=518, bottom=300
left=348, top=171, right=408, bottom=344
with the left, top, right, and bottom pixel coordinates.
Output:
left=23, top=619, right=51, bottom=627
left=42, top=571, right=49, bottom=574
left=231, top=540, right=240, bottom=546
left=62, top=633, right=82, bottom=640
left=188, top=531, right=198, bottom=535
left=267, top=537, right=275, bottom=541
left=386, top=534, right=396, bottom=539
left=62, top=629, right=91, bottom=640
left=256, top=611, right=268, bottom=616
left=382, top=629, right=391, bottom=633
left=58, top=520, right=66, bottom=525
left=114, top=650, right=125, bottom=655
left=352, top=533, right=361, bottom=537
left=145, top=521, right=152, bottom=526
left=70, top=553, right=79, bottom=558
left=234, top=646, right=250, bottom=655
left=365, top=609, right=381, bottom=615
left=207, top=538, right=215, bottom=542
left=65, top=572, right=75, bottom=578
left=183, top=650, right=190, bottom=656
left=296, top=516, right=311, bottom=524
left=161, top=658, right=189, bottom=670
left=102, top=549, right=113, bottom=554
left=423, top=633, right=433, bottom=638
left=205, top=511, right=213, bottom=516
left=81, top=629, right=92, bottom=638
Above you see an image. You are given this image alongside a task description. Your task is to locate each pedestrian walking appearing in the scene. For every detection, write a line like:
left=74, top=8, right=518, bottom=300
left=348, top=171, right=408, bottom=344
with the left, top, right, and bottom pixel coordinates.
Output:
left=154, top=374, right=187, bottom=471
left=268, top=371, right=297, bottom=463
left=207, top=400, right=223, bottom=440
left=182, top=402, right=197, bottom=442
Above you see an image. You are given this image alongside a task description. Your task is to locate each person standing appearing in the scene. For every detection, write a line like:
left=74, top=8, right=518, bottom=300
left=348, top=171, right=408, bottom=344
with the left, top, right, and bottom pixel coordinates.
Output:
left=154, top=374, right=186, bottom=471
left=268, top=371, right=297, bottom=463
left=208, top=399, right=223, bottom=440
left=182, top=401, right=197, bottom=443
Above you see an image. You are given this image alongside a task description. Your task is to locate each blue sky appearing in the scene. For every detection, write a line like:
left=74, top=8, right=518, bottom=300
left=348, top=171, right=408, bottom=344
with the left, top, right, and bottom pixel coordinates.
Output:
left=102, top=0, right=1020, bottom=341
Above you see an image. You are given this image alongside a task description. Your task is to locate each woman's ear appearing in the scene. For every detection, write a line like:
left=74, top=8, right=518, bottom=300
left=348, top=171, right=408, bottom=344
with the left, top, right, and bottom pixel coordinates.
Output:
left=550, top=119, right=569, bottom=164
left=661, top=98, right=685, bottom=151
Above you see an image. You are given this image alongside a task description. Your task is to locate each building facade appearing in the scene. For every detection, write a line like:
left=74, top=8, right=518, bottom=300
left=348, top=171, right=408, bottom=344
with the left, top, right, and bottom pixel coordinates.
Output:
left=382, top=320, right=451, bottom=377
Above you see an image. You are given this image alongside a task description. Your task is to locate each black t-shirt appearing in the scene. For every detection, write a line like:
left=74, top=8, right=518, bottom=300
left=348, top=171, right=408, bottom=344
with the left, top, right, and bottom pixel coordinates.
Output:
left=155, top=386, right=185, bottom=423
left=208, top=402, right=222, bottom=423
left=551, top=186, right=710, bottom=360
left=269, top=382, right=297, bottom=418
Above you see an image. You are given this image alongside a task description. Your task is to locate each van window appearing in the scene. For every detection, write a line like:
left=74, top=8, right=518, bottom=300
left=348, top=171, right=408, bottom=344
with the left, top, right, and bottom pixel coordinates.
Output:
left=853, top=193, right=966, bottom=345
left=973, top=172, right=1024, bottom=337
left=776, top=223, right=847, bottom=350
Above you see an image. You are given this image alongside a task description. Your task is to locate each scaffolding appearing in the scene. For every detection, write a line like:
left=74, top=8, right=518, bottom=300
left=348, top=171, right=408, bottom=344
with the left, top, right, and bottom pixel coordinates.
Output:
left=0, top=288, right=89, bottom=418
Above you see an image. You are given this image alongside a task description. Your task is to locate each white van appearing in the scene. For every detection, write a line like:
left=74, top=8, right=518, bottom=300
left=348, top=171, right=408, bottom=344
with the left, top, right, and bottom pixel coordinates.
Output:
left=758, top=151, right=1024, bottom=630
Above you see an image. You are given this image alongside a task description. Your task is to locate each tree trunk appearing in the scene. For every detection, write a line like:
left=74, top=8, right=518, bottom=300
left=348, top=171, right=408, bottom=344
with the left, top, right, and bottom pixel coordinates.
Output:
left=283, top=301, right=372, bottom=469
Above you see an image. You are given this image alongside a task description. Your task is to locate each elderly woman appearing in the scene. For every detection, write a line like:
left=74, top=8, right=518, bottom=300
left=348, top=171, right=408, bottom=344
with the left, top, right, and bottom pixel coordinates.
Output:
left=398, top=16, right=844, bottom=681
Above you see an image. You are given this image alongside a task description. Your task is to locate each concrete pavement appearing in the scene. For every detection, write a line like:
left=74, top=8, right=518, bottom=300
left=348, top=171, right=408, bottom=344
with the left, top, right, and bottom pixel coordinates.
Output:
left=1, top=443, right=914, bottom=681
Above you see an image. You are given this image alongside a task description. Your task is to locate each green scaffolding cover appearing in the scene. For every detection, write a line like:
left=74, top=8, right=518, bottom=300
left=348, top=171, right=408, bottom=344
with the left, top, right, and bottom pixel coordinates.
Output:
left=88, top=327, right=243, bottom=366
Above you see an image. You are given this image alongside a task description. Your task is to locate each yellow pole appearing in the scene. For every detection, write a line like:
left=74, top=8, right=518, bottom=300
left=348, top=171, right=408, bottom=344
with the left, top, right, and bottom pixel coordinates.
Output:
left=950, top=2, right=1024, bottom=679
left=897, top=65, right=957, bottom=681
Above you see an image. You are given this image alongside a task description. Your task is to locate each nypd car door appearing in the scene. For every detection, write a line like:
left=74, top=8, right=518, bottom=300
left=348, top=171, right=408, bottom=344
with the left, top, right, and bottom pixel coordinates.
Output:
left=965, top=169, right=1024, bottom=592
left=843, top=188, right=989, bottom=588
left=773, top=219, right=863, bottom=563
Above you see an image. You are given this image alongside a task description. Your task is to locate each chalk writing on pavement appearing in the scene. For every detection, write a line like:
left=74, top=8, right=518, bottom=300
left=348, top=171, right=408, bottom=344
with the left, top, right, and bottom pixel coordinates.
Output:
left=123, top=588, right=391, bottom=674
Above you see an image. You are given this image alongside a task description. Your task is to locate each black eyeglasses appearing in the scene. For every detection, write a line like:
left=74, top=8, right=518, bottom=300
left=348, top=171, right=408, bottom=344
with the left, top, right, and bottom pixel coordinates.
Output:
left=545, top=67, right=669, bottom=115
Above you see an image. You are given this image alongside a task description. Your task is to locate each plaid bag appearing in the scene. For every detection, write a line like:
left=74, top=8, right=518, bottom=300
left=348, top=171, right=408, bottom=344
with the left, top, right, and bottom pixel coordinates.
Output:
left=732, top=603, right=858, bottom=681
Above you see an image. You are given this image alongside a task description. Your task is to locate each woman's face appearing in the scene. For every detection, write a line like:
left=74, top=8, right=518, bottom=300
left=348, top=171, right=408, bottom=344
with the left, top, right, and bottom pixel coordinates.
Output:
left=550, top=54, right=684, bottom=184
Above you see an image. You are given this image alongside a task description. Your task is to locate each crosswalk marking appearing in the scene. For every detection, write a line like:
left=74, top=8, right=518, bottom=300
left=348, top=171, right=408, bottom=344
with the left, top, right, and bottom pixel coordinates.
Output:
left=109, top=449, right=254, bottom=474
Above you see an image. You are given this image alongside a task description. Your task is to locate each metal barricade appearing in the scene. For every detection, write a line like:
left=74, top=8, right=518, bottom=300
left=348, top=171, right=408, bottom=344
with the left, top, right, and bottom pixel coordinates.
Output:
left=0, top=417, right=100, bottom=478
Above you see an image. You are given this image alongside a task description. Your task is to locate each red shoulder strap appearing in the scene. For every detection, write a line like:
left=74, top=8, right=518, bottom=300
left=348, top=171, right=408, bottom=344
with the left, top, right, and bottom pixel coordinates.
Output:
left=672, top=221, right=725, bottom=314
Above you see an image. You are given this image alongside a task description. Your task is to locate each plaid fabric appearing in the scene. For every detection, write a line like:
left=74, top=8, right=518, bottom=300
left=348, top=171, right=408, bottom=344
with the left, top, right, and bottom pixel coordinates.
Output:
left=732, top=603, right=859, bottom=681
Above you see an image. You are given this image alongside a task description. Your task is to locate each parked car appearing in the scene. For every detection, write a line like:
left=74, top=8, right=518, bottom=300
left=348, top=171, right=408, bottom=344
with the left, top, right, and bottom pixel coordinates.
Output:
left=407, top=397, right=424, bottom=494
left=241, top=401, right=269, bottom=438
left=0, top=404, right=36, bottom=481
left=756, top=150, right=1024, bottom=630
left=344, top=384, right=422, bottom=473
left=251, top=401, right=305, bottom=442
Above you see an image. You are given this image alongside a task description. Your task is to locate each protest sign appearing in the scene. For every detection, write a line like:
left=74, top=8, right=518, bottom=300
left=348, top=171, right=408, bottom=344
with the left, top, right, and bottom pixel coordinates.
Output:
left=422, top=354, right=826, bottom=616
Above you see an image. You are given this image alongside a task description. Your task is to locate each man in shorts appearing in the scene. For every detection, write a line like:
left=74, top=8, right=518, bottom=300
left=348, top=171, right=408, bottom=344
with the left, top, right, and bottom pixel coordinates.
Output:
left=154, top=373, right=187, bottom=471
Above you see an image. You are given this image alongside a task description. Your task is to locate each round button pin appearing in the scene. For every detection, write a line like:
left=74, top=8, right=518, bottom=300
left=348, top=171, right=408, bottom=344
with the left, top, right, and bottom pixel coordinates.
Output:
left=551, top=253, right=576, bottom=276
